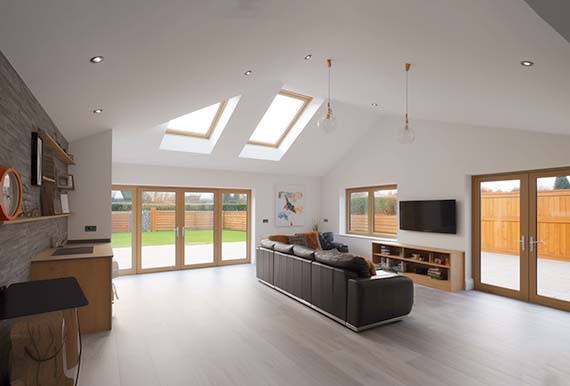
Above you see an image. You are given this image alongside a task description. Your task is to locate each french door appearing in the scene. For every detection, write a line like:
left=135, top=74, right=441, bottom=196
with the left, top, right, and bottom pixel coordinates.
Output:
left=473, top=167, right=570, bottom=311
left=112, top=185, right=251, bottom=275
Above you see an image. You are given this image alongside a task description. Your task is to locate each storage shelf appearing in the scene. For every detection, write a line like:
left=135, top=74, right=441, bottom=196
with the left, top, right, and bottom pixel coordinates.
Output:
left=0, top=213, right=72, bottom=225
left=402, top=272, right=451, bottom=291
left=373, top=253, right=450, bottom=268
left=38, top=131, right=75, bottom=165
left=372, top=241, right=464, bottom=292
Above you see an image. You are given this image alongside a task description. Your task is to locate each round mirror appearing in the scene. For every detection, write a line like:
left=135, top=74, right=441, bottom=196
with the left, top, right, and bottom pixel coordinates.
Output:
left=3, top=173, right=19, bottom=216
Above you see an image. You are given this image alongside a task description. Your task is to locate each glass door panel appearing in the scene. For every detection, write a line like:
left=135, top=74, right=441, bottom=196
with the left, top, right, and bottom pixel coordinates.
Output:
left=140, top=190, right=177, bottom=270
left=111, top=187, right=135, bottom=274
left=479, top=179, right=522, bottom=291
left=184, top=191, right=215, bottom=266
left=531, top=172, right=570, bottom=307
left=221, top=192, right=249, bottom=262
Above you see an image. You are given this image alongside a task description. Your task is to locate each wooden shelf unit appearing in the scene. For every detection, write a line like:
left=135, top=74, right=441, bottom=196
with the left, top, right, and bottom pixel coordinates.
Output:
left=38, top=130, right=75, bottom=165
left=0, top=213, right=72, bottom=226
left=372, top=241, right=464, bottom=292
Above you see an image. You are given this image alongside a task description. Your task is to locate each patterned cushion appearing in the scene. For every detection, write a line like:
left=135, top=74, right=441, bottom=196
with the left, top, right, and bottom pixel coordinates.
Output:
left=288, top=234, right=308, bottom=247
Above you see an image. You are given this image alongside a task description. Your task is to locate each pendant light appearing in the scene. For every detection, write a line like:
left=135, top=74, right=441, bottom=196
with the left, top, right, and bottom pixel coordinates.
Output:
left=398, top=63, right=415, bottom=144
left=318, top=59, right=336, bottom=133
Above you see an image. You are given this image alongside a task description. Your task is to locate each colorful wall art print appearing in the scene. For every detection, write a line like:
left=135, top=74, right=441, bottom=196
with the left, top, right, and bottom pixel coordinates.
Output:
left=275, top=186, right=305, bottom=227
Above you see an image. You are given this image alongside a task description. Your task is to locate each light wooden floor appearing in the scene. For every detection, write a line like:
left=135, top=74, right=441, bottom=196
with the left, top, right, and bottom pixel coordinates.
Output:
left=80, top=264, right=570, bottom=386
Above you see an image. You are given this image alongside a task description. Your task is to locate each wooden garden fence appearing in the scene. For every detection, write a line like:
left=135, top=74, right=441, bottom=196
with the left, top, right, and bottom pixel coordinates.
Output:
left=481, top=190, right=570, bottom=261
left=112, top=210, right=247, bottom=232
left=350, top=215, right=397, bottom=235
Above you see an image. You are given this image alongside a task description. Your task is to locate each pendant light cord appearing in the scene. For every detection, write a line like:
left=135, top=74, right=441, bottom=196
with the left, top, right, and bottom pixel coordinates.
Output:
left=405, top=63, right=410, bottom=127
left=327, top=59, right=332, bottom=109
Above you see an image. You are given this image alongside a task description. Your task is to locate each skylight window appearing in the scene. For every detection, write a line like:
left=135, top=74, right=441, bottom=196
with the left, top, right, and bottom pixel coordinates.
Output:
left=248, top=90, right=312, bottom=147
left=166, top=101, right=227, bottom=139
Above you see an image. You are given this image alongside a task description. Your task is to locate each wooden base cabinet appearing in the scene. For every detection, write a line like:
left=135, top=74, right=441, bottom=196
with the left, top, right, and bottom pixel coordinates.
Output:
left=372, top=241, right=465, bottom=292
left=31, top=243, right=113, bottom=333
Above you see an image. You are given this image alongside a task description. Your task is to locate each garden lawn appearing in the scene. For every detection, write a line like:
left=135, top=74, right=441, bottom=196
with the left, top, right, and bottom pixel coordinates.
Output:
left=112, top=230, right=246, bottom=248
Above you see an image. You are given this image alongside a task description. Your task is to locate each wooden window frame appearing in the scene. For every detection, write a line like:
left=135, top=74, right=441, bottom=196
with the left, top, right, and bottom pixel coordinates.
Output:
left=247, top=90, right=313, bottom=148
left=346, top=184, right=398, bottom=238
left=165, top=100, right=228, bottom=139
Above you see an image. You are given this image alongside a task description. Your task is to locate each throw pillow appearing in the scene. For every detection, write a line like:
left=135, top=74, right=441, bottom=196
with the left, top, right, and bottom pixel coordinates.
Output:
left=297, top=232, right=322, bottom=250
left=288, top=234, right=308, bottom=247
left=365, top=259, right=377, bottom=277
left=268, top=234, right=290, bottom=244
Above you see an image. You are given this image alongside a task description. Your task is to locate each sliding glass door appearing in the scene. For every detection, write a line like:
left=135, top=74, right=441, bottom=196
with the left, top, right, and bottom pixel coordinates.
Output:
left=474, top=168, right=570, bottom=311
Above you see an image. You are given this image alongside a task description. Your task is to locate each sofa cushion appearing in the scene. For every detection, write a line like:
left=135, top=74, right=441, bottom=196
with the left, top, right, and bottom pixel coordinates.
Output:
left=260, top=239, right=276, bottom=250
left=296, top=232, right=321, bottom=250
left=273, top=242, right=294, bottom=254
left=319, top=232, right=335, bottom=250
left=314, top=250, right=371, bottom=279
left=288, top=234, right=308, bottom=247
left=268, top=234, right=290, bottom=244
left=292, top=245, right=315, bottom=260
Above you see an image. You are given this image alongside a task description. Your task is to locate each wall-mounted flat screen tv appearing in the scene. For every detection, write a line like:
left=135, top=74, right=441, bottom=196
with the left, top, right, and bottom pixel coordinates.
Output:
left=399, top=199, right=456, bottom=234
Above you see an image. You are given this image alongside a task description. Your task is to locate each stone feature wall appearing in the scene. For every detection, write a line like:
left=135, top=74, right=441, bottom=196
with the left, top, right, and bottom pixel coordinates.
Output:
left=0, top=49, right=69, bottom=383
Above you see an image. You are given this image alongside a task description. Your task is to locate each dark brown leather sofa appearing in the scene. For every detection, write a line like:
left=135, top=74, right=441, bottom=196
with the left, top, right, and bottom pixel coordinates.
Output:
left=256, top=239, right=414, bottom=331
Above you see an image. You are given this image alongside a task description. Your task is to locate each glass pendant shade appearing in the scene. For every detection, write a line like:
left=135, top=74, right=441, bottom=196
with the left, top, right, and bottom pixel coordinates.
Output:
left=318, top=103, right=336, bottom=133
left=397, top=124, right=415, bottom=144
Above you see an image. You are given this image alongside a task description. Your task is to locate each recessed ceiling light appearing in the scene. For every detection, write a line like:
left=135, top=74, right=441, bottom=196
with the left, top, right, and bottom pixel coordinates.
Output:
left=93, top=108, right=103, bottom=114
left=521, top=60, right=534, bottom=67
left=304, top=54, right=312, bottom=60
left=90, top=56, right=104, bottom=64
left=244, top=70, right=253, bottom=76
left=371, top=103, right=379, bottom=107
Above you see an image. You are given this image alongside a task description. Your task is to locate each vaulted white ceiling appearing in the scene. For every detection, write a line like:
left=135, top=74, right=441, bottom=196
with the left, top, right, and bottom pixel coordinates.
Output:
left=0, top=0, right=569, bottom=176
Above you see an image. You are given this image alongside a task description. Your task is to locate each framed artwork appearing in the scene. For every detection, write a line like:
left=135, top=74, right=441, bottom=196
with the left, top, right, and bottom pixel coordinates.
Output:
left=60, top=194, right=70, bottom=214
left=57, top=175, right=75, bottom=190
left=275, top=185, right=305, bottom=227
left=31, top=132, right=43, bottom=186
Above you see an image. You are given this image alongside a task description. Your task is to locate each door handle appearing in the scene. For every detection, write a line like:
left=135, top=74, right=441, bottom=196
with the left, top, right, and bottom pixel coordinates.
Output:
left=519, top=235, right=525, bottom=252
left=529, top=236, right=544, bottom=252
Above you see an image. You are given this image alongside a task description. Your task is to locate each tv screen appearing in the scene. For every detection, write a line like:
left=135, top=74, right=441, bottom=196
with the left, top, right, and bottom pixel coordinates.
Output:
left=399, top=200, right=456, bottom=234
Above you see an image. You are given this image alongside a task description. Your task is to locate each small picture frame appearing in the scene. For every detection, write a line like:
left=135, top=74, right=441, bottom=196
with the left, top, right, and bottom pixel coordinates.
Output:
left=57, top=175, right=75, bottom=190
left=31, top=133, right=43, bottom=186
left=60, top=194, right=70, bottom=214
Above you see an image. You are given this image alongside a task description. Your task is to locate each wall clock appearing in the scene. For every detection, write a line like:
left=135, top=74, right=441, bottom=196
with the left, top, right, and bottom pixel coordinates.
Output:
left=0, top=167, right=23, bottom=221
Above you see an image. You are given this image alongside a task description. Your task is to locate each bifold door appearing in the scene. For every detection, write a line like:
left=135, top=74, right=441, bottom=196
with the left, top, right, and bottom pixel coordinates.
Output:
left=111, top=186, right=251, bottom=275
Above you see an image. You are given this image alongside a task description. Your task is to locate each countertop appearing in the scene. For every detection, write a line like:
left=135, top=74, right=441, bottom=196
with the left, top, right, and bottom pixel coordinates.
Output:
left=31, top=242, right=113, bottom=262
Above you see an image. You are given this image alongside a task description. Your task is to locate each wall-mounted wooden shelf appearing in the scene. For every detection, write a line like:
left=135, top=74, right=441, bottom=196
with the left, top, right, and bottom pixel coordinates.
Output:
left=0, top=213, right=73, bottom=226
left=38, top=131, right=75, bottom=165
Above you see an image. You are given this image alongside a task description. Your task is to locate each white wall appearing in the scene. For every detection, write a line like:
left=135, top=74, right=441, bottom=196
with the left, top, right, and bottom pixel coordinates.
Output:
left=112, top=163, right=321, bottom=260
left=320, top=116, right=570, bottom=289
left=68, top=130, right=113, bottom=240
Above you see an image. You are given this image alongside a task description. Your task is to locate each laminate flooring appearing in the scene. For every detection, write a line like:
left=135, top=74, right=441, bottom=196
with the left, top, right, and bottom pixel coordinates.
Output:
left=80, top=264, right=570, bottom=386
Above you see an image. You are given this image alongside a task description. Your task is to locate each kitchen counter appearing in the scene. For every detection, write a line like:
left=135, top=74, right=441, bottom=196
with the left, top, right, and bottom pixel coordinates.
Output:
left=31, top=242, right=113, bottom=262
